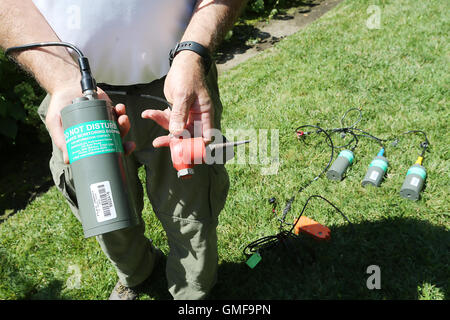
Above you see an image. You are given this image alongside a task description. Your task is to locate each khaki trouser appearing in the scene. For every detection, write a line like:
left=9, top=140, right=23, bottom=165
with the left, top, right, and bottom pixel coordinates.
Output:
left=37, top=64, right=230, bottom=299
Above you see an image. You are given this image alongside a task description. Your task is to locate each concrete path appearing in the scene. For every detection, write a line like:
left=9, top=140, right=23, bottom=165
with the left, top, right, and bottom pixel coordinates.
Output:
left=216, top=0, right=343, bottom=73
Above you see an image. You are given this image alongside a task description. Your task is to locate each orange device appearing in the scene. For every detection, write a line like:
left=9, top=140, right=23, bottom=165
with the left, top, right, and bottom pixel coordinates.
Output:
left=168, top=137, right=250, bottom=179
left=169, top=137, right=206, bottom=179
left=293, top=216, right=331, bottom=241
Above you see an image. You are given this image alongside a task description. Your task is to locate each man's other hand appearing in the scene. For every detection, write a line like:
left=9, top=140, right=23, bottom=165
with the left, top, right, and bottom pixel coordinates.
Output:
left=141, top=50, right=214, bottom=147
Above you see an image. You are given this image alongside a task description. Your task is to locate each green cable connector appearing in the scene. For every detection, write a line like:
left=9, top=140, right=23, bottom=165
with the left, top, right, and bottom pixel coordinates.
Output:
left=246, top=252, right=262, bottom=269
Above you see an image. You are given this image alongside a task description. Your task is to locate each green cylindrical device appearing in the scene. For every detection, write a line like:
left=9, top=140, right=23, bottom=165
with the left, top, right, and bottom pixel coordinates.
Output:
left=327, top=149, right=354, bottom=181
left=399, top=163, right=426, bottom=201
left=362, top=148, right=388, bottom=187
left=4, top=41, right=139, bottom=238
left=61, top=97, right=139, bottom=238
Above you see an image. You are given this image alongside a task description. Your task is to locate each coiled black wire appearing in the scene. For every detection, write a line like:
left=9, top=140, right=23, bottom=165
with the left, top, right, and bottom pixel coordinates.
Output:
left=243, top=124, right=352, bottom=258
left=324, top=108, right=387, bottom=150
left=398, top=130, right=430, bottom=157
left=243, top=194, right=353, bottom=256
left=243, top=108, right=429, bottom=263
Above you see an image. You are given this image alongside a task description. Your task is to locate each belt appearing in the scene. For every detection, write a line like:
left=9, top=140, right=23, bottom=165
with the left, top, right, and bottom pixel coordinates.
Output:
left=97, top=81, right=171, bottom=109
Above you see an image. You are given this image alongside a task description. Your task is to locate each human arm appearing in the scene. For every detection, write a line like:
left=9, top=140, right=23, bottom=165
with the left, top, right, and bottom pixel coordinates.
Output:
left=142, top=0, right=248, bottom=147
left=0, top=0, right=133, bottom=163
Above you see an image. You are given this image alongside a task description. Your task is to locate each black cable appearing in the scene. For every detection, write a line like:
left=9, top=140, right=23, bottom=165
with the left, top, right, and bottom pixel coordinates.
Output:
left=399, top=130, right=430, bottom=157
left=244, top=108, right=429, bottom=265
left=351, top=128, right=387, bottom=147
left=286, top=195, right=353, bottom=235
left=5, top=41, right=85, bottom=58
left=276, top=109, right=429, bottom=226
left=333, top=109, right=430, bottom=155
left=321, top=109, right=430, bottom=170
left=244, top=125, right=351, bottom=260
left=330, top=128, right=360, bottom=151
left=277, top=125, right=335, bottom=227
left=294, top=125, right=335, bottom=186
left=324, top=108, right=385, bottom=150
left=340, top=107, right=362, bottom=128
left=5, top=41, right=96, bottom=93
left=243, top=194, right=353, bottom=257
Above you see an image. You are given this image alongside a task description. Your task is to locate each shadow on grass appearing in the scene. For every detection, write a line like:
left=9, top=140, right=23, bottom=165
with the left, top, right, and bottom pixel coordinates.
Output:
left=138, top=254, right=173, bottom=300
left=210, top=217, right=449, bottom=299
left=0, top=124, right=52, bottom=223
left=30, top=280, right=65, bottom=300
left=0, top=246, right=172, bottom=300
left=0, top=250, right=64, bottom=300
left=2, top=217, right=447, bottom=300
left=215, top=24, right=273, bottom=65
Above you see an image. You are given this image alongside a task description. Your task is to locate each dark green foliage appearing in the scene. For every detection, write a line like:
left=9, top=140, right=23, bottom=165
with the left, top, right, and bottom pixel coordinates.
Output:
left=244, top=0, right=314, bottom=18
left=0, top=50, right=47, bottom=148
left=248, top=0, right=267, bottom=14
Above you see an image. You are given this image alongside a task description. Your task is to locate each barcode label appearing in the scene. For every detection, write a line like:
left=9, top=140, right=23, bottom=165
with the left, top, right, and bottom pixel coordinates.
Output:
left=369, top=170, right=379, bottom=181
left=410, top=177, right=420, bottom=187
left=90, top=181, right=117, bottom=223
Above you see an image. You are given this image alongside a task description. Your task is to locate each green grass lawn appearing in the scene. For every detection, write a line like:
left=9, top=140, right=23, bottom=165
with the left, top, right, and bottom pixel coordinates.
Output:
left=1, top=0, right=449, bottom=300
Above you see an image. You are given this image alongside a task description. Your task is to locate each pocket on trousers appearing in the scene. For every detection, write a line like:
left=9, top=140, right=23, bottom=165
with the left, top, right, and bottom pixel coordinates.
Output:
left=208, top=164, right=230, bottom=221
left=50, top=155, right=79, bottom=212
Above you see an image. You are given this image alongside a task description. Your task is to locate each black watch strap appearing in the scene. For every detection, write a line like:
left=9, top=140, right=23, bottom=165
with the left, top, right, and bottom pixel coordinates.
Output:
left=169, top=41, right=212, bottom=73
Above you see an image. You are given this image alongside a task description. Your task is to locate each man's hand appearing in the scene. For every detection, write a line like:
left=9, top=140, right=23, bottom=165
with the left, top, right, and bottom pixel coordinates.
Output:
left=142, top=50, right=214, bottom=148
left=140, top=1, right=247, bottom=148
left=47, top=82, right=134, bottom=164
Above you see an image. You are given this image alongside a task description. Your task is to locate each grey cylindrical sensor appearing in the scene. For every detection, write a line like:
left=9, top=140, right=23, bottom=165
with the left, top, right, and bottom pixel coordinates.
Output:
left=61, top=98, right=139, bottom=238
left=327, top=150, right=354, bottom=181
left=399, top=164, right=426, bottom=201
left=362, top=156, right=388, bottom=187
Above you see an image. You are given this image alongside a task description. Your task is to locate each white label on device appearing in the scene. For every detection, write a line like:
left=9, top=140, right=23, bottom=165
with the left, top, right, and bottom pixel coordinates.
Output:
left=90, top=181, right=117, bottom=223
left=369, top=171, right=379, bottom=180
left=410, top=177, right=420, bottom=187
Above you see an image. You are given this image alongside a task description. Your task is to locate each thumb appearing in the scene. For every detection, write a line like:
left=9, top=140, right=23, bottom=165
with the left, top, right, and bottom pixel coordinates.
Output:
left=62, top=147, right=69, bottom=164
left=53, top=125, right=69, bottom=164
left=152, top=135, right=171, bottom=148
left=46, top=113, right=70, bottom=164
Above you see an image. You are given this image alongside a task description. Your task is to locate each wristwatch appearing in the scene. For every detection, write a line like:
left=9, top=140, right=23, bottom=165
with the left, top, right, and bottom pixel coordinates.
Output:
left=169, top=41, right=212, bottom=73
